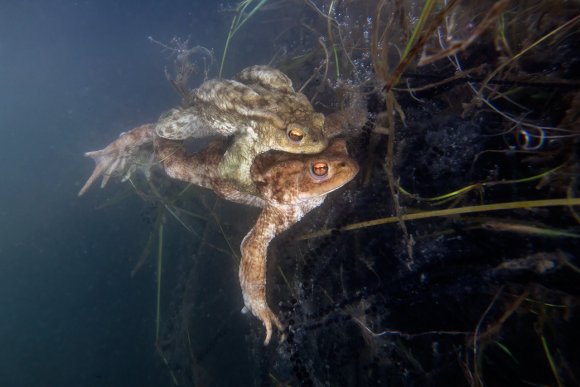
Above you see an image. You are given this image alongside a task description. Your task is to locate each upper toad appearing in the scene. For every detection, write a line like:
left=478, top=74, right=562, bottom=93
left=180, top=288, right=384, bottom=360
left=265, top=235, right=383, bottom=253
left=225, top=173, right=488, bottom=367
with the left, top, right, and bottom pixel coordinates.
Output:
left=155, top=65, right=328, bottom=193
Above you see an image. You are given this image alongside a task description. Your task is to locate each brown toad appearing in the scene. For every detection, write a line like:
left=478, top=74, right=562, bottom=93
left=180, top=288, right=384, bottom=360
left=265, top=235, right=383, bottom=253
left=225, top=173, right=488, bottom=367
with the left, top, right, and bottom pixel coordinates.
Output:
left=79, top=123, right=358, bottom=343
left=155, top=133, right=358, bottom=344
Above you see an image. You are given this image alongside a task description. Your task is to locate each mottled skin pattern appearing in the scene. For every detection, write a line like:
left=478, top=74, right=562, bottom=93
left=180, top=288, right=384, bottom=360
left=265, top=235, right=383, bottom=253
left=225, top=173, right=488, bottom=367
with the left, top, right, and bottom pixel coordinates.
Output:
left=79, top=123, right=358, bottom=344
left=155, top=137, right=359, bottom=344
left=155, top=65, right=328, bottom=193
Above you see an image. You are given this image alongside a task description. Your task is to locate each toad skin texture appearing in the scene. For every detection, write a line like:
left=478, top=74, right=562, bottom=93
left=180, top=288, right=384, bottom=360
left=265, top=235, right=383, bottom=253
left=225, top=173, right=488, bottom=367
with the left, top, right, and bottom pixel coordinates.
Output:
left=155, top=65, right=328, bottom=193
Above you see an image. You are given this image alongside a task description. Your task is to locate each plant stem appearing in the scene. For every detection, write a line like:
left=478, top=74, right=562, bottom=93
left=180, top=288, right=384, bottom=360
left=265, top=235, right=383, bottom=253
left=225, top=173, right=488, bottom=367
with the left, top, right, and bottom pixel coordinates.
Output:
left=155, top=217, right=165, bottom=343
left=298, top=198, right=580, bottom=240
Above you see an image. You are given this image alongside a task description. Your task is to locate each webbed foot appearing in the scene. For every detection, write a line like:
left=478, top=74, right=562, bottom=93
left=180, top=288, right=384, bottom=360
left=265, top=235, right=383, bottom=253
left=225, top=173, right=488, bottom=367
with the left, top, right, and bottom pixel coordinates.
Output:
left=243, top=301, right=284, bottom=345
left=79, top=124, right=155, bottom=196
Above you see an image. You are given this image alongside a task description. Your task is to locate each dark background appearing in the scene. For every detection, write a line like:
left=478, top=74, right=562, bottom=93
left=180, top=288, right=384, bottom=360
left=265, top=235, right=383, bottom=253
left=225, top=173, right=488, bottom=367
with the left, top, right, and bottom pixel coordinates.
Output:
left=0, top=1, right=229, bottom=385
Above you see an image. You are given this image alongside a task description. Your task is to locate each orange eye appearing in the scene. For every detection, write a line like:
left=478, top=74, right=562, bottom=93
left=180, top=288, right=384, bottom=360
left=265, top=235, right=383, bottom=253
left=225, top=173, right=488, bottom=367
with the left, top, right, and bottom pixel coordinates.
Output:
left=287, top=128, right=304, bottom=142
left=311, top=162, right=329, bottom=177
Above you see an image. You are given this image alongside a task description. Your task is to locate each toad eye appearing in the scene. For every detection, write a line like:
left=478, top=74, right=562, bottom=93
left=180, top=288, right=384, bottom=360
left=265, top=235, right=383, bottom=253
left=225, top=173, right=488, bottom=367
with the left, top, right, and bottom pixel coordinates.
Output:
left=287, top=127, right=304, bottom=143
left=311, top=161, right=329, bottom=177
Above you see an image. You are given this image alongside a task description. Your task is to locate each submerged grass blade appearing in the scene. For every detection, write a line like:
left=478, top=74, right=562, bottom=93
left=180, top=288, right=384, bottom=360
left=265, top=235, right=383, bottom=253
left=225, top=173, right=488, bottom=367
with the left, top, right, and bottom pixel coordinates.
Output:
left=541, top=335, right=563, bottom=387
left=131, top=218, right=158, bottom=277
left=384, top=0, right=459, bottom=91
left=158, top=350, right=180, bottom=386
left=401, top=0, right=436, bottom=59
left=219, top=0, right=269, bottom=78
left=232, top=0, right=268, bottom=36
left=480, top=13, right=580, bottom=95
left=155, top=217, right=165, bottom=343
left=480, top=220, right=580, bottom=239
left=494, top=341, right=519, bottom=364
left=298, top=198, right=580, bottom=240
left=399, top=162, right=565, bottom=202
left=277, top=265, right=293, bottom=293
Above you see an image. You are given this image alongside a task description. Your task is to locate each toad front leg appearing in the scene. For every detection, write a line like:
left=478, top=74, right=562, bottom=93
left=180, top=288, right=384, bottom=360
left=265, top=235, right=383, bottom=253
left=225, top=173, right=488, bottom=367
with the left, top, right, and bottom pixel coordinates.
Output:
left=79, top=123, right=156, bottom=195
left=217, top=135, right=259, bottom=195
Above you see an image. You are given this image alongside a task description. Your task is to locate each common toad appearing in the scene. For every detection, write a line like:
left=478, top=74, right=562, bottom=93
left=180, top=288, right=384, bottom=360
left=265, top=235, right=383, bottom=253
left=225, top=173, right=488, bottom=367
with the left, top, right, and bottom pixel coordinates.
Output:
left=155, top=134, right=358, bottom=343
left=155, top=65, right=328, bottom=193
left=79, top=122, right=357, bottom=343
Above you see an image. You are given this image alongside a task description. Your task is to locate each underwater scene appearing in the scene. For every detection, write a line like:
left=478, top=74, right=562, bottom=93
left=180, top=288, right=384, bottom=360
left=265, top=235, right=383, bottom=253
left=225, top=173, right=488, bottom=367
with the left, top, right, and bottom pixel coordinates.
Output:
left=0, top=0, right=579, bottom=386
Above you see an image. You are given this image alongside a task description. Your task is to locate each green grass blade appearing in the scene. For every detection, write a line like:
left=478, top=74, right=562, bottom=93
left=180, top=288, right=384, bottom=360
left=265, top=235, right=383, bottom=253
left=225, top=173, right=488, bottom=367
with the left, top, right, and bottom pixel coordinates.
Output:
left=155, top=218, right=165, bottom=343
left=299, top=198, right=580, bottom=240
left=219, top=0, right=269, bottom=78
left=401, top=0, right=436, bottom=59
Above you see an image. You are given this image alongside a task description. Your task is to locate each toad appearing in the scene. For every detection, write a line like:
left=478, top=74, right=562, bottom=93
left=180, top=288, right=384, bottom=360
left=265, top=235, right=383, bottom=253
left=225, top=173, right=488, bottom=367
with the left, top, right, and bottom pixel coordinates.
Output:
left=155, top=133, right=359, bottom=344
left=79, top=123, right=358, bottom=344
left=77, top=66, right=365, bottom=197
left=155, top=65, right=328, bottom=193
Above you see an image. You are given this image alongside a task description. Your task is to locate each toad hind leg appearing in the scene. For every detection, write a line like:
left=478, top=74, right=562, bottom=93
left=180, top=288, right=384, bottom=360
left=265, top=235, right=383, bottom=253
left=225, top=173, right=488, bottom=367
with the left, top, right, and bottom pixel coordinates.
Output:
left=239, top=205, right=303, bottom=344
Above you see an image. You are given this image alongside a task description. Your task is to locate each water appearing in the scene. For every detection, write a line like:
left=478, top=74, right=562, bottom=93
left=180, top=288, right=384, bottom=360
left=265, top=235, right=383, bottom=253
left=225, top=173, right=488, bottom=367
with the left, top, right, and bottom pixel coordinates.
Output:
left=0, top=1, right=223, bottom=385
left=1, top=1, right=578, bottom=386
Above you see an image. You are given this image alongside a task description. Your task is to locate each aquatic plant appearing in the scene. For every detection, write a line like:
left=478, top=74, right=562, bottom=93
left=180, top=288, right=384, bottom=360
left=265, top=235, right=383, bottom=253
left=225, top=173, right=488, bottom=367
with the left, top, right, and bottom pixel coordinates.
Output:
left=218, top=0, right=270, bottom=78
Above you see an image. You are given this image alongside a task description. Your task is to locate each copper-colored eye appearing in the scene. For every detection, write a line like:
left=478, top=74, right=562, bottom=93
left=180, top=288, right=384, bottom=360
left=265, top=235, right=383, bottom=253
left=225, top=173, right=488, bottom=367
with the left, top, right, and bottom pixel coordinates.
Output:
left=287, top=128, right=304, bottom=142
left=311, top=162, right=329, bottom=177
